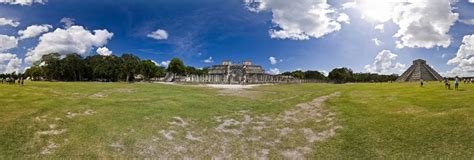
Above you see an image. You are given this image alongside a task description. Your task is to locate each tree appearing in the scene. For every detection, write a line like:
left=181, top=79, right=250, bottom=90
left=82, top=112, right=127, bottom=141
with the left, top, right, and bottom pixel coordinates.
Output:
left=24, top=66, right=44, bottom=81
left=155, top=66, right=166, bottom=78
left=120, top=54, right=141, bottom=82
left=41, top=53, right=62, bottom=81
left=185, top=66, right=198, bottom=75
left=139, top=60, right=159, bottom=81
left=328, top=67, right=354, bottom=84
left=304, top=70, right=326, bottom=80
left=167, top=58, right=186, bottom=76
left=61, top=54, right=86, bottom=81
left=291, top=70, right=305, bottom=79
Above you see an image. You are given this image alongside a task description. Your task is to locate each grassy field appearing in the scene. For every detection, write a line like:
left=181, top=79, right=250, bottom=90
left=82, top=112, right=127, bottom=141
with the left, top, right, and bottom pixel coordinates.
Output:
left=0, top=81, right=473, bottom=159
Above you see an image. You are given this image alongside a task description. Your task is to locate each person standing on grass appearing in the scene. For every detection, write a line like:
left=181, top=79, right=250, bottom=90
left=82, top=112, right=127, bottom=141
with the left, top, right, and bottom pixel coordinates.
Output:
left=455, top=76, right=460, bottom=90
left=444, top=77, right=450, bottom=89
left=420, top=78, right=424, bottom=87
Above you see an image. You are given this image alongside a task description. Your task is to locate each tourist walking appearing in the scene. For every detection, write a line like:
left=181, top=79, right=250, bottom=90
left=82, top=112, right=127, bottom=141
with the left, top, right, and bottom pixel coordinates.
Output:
left=420, top=78, right=424, bottom=87
left=455, top=76, right=460, bottom=90
left=444, top=78, right=450, bottom=89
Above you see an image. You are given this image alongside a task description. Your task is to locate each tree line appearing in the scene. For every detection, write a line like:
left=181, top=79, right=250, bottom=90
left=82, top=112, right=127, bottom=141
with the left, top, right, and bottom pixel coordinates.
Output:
left=327, top=67, right=399, bottom=83
left=280, top=68, right=398, bottom=83
left=2, top=53, right=399, bottom=83
left=20, top=53, right=206, bottom=82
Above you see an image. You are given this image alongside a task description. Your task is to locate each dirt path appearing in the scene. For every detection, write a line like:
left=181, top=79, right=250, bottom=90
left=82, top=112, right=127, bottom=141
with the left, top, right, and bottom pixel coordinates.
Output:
left=129, top=92, right=342, bottom=159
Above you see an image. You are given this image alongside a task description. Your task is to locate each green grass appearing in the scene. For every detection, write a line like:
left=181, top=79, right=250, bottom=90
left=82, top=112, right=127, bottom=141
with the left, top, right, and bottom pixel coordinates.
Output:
left=0, top=81, right=472, bottom=159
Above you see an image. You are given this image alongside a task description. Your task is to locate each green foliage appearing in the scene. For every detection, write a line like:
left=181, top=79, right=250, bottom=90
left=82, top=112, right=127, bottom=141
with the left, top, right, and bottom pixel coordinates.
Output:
left=121, top=54, right=141, bottom=82
left=304, top=70, right=326, bottom=80
left=353, top=73, right=398, bottom=82
left=139, top=60, right=161, bottom=81
left=23, top=53, right=169, bottom=82
left=24, top=66, right=43, bottom=81
left=328, top=67, right=354, bottom=83
left=167, top=58, right=186, bottom=75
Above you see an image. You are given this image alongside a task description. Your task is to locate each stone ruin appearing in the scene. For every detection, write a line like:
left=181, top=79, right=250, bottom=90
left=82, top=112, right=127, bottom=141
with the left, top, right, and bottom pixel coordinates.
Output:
left=175, top=60, right=298, bottom=84
left=397, top=59, right=443, bottom=82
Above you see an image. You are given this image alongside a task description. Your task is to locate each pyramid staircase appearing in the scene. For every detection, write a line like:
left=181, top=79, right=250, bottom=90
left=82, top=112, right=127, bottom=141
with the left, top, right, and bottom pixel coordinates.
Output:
left=397, top=59, right=443, bottom=82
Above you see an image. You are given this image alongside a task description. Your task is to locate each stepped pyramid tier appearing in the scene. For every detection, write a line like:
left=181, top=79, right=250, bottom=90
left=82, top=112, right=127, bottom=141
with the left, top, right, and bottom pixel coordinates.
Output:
left=397, top=59, right=443, bottom=82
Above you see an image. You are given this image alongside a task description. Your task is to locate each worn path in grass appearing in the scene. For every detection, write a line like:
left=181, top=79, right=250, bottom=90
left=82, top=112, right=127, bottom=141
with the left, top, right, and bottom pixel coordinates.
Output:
left=0, top=82, right=473, bottom=159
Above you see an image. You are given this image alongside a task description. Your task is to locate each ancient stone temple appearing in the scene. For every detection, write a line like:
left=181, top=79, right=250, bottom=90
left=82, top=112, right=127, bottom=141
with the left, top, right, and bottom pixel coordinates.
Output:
left=397, top=59, right=443, bottom=82
left=207, top=60, right=272, bottom=84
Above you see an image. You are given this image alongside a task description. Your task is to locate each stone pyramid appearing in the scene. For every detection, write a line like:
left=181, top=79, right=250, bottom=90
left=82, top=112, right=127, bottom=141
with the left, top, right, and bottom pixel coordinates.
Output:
left=397, top=59, right=443, bottom=82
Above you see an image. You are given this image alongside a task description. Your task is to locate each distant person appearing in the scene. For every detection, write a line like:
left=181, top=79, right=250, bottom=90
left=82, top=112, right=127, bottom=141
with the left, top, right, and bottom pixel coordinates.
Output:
left=444, top=78, right=450, bottom=89
left=455, top=76, right=460, bottom=90
left=20, top=77, right=24, bottom=86
left=420, top=78, right=424, bottom=87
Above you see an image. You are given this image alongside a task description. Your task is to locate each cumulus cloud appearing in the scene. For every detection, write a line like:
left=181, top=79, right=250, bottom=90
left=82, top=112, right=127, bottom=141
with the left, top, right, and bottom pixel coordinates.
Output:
left=244, top=0, right=342, bottom=40
left=147, top=29, right=169, bottom=40
left=159, top=60, right=170, bottom=67
left=25, top=25, right=114, bottom=63
left=18, top=24, right=52, bottom=40
left=268, top=68, right=280, bottom=75
left=60, top=17, right=75, bottom=28
left=469, top=0, right=474, bottom=3
left=348, top=0, right=458, bottom=49
left=269, top=56, right=277, bottom=65
left=374, top=24, right=384, bottom=32
left=268, top=56, right=282, bottom=65
left=0, top=18, right=20, bottom=27
left=337, top=13, right=350, bottom=24
left=0, top=35, right=18, bottom=52
left=342, top=1, right=357, bottom=9
left=203, top=56, right=214, bottom=64
left=96, top=47, right=112, bottom=56
left=0, top=53, right=22, bottom=74
left=372, top=38, right=382, bottom=46
left=152, top=60, right=170, bottom=67
left=364, top=50, right=406, bottom=74
left=447, top=34, right=474, bottom=76
left=459, top=19, right=474, bottom=25
left=392, top=0, right=458, bottom=49
left=0, top=0, right=46, bottom=5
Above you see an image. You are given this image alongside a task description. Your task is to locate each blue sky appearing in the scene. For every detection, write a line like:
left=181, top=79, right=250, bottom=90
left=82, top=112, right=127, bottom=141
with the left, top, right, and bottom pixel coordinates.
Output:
left=1, top=0, right=474, bottom=76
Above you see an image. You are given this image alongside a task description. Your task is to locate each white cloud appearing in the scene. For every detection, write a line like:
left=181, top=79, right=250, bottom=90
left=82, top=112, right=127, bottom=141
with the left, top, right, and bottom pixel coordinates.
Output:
left=0, top=18, right=20, bottom=27
left=60, top=17, right=75, bottom=28
left=372, top=38, right=382, bottom=46
left=96, top=47, right=112, bottom=56
left=0, top=0, right=46, bottom=5
left=203, top=56, right=214, bottom=64
left=0, top=35, right=18, bottom=52
left=25, top=25, right=114, bottom=63
left=0, top=53, right=22, bottom=74
left=337, top=13, right=350, bottom=24
left=447, top=34, right=474, bottom=76
left=269, top=56, right=277, bottom=65
left=374, top=24, right=384, bottom=32
left=469, top=0, right=474, bottom=3
left=160, top=60, right=170, bottom=67
left=342, top=1, right=357, bottom=9
left=268, top=68, right=280, bottom=75
left=392, top=0, right=458, bottom=49
left=364, top=50, right=406, bottom=74
left=18, top=24, right=52, bottom=40
left=147, top=29, right=168, bottom=40
left=350, top=0, right=458, bottom=49
left=459, top=19, right=474, bottom=25
left=268, top=56, right=282, bottom=65
left=152, top=60, right=171, bottom=67
left=244, top=0, right=342, bottom=40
